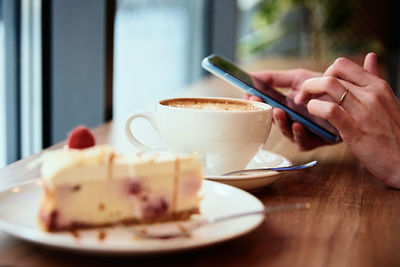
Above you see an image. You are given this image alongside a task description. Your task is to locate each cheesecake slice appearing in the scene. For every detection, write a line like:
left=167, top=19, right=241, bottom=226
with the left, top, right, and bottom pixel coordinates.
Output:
left=38, top=145, right=203, bottom=232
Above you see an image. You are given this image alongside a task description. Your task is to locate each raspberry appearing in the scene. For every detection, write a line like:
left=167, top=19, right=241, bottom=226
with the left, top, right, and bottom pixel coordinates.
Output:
left=67, top=125, right=95, bottom=149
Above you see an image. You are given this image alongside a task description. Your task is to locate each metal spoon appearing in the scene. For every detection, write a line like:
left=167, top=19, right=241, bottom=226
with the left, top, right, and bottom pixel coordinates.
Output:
left=124, top=202, right=311, bottom=239
left=222, top=160, right=317, bottom=176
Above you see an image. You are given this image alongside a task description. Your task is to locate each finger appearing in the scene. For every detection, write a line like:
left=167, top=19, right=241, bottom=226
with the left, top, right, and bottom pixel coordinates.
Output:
left=363, top=52, right=379, bottom=76
left=249, top=95, right=263, bottom=102
left=335, top=78, right=370, bottom=100
left=292, top=122, right=328, bottom=151
left=287, top=90, right=297, bottom=99
left=244, top=93, right=263, bottom=102
left=252, top=69, right=321, bottom=89
left=292, top=123, right=311, bottom=150
left=295, top=77, right=362, bottom=111
left=324, top=57, right=375, bottom=87
left=295, top=77, right=344, bottom=103
left=273, top=108, right=293, bottom=140
left=307, top=99, right=357, bottom=141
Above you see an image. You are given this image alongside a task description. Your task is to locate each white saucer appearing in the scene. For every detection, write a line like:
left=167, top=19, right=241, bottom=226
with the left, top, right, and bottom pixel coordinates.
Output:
left=0, top=180, right=264, bottom=255
left=206, top=149, right=291, bottom=191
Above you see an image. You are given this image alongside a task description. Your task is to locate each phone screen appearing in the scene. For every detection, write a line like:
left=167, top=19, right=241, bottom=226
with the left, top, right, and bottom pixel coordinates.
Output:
left=205, top=55, right=339, bottom=140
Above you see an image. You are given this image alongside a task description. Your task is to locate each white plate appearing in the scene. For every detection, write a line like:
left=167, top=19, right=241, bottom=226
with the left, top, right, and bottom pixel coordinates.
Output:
left=0, top=180, right=264, bottom=255
left=206, top=149, right=291, bottom=191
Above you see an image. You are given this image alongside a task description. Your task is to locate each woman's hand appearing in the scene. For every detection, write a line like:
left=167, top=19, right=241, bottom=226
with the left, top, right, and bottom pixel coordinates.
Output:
left=245, top=69, right=329, bottom=150
left=295, top=53, right=400, bottom=188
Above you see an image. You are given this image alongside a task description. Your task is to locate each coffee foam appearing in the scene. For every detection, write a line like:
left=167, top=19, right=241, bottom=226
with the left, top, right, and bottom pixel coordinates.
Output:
left=162, top=98, right=263, bottom=111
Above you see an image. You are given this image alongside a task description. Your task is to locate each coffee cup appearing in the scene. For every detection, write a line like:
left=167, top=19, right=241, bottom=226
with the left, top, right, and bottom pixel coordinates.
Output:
left=125, top=97, right=272, bottom=175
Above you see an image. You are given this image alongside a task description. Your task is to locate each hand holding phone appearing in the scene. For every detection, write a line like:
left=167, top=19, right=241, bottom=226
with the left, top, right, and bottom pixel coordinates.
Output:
left=201, top=54, right=340, bottom=144
left=246, top=72, right=332, bottom=150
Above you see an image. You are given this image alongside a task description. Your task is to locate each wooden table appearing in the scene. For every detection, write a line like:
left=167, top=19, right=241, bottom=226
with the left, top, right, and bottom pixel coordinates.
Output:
left=1, top=58, right=399, bottom=267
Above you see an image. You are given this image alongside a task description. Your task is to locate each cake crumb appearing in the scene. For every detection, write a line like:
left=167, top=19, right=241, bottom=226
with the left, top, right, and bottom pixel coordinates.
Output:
left=177, top=223, right=191, bottom=238
left=71, top=185, right=81, bottom=192
left=98, top=230, right=106, bottom=241
left=70, top=230, right=80, bottom=240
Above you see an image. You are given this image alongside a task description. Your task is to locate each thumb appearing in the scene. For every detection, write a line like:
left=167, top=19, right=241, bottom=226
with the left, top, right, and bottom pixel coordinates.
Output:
left=363, top=52, right=379, bottom=77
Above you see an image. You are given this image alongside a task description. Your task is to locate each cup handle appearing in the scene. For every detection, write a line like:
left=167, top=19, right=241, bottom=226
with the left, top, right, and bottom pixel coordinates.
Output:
left=125, top=112, right=160, bottom=152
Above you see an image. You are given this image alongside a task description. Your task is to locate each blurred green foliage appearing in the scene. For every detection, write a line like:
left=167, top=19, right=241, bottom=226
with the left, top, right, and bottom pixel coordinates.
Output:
left=237, top=0, right=384, bottom=60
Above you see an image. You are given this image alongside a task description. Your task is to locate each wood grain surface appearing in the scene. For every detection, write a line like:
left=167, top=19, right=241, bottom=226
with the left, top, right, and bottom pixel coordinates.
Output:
left=1, top=122, right=399, bottom=267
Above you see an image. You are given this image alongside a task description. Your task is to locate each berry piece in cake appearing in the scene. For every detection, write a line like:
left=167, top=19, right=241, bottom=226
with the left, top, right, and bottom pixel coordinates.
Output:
left=128, top=180, right=143, bottom=195
left=143, top=198, right=169, bottom=219
left=67, top=125, right=96, bottom=149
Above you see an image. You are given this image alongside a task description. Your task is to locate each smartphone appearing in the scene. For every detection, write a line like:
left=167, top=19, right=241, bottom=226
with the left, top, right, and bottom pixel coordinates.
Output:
left=201, top=54, right=340, bottom=143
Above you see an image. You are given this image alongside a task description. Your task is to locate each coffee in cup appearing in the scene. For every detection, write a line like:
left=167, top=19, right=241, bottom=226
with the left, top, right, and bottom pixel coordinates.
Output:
left=162, top=98, right=263, bottom=111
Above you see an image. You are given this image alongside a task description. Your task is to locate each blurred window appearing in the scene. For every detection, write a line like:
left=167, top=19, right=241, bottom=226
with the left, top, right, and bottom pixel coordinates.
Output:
left=0, top=0, right=41, bottom=167
left=0, top=0, right=5, bottom=166
left=113, top=0, right=208, bottom=118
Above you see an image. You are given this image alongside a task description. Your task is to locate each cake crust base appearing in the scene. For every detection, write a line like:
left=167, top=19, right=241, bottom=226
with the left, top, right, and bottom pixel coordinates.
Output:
left=38, top=208, right=199, bottom=232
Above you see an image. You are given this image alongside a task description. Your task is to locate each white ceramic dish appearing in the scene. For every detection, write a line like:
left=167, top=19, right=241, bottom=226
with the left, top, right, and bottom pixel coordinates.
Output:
left=0, top=180, right=264, bottom=255
left=206, top=149, right=291, bottom=191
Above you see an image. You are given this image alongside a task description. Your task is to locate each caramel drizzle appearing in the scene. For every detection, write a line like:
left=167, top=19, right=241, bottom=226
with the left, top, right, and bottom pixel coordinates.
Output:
left=172, top=157, right=179, bottom=213
left=107, top=152, right=115, bottom=180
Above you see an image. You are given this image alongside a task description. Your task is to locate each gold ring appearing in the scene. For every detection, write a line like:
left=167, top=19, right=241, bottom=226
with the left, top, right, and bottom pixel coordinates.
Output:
left=338, top=88, right=349, bottom=107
